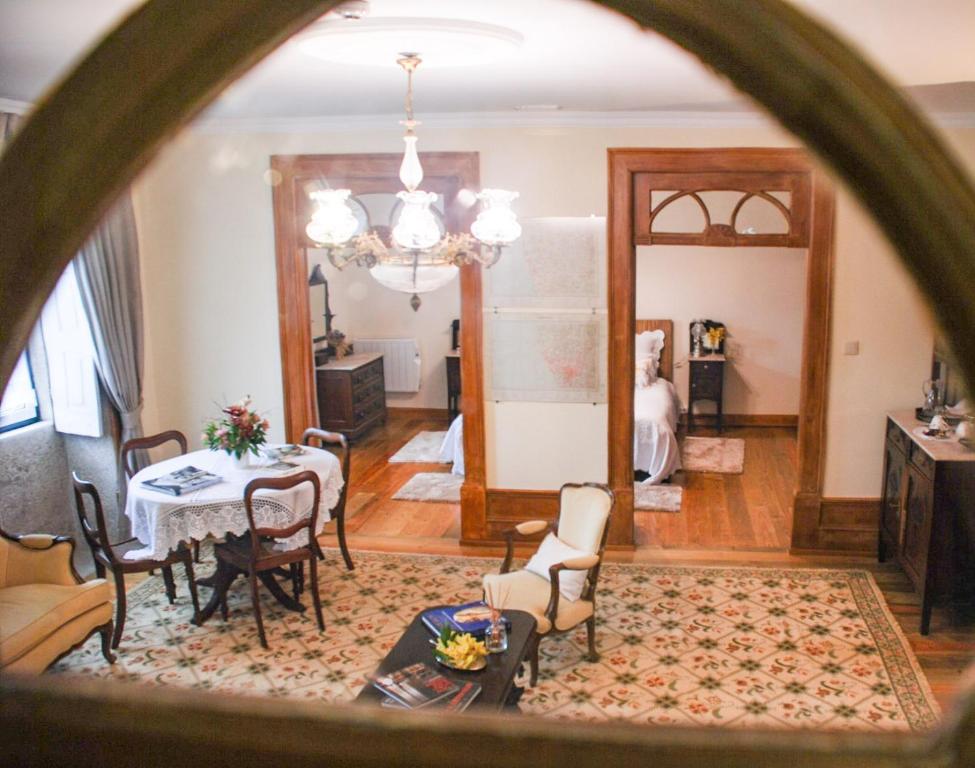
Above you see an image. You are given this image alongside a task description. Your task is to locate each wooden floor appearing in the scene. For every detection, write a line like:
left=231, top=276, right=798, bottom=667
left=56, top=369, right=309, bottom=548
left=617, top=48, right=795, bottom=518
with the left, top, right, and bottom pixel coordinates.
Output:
left=313, top=410, right=974, bottom=711
left=638, top=425, right=797, bottom=550
left=338, top=411, right=796, bottom=551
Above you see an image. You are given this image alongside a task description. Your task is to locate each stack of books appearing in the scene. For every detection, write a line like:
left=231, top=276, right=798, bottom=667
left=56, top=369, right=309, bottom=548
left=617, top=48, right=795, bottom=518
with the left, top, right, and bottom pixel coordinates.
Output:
left=421, top=601, right=510, bottom=638
left=141, top=466, right=222, bottom=496
left=372, top=662, right=481, bottom=712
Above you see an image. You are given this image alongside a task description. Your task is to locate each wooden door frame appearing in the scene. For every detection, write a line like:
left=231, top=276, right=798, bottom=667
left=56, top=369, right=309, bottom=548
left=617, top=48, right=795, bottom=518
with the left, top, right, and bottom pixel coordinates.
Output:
left=270, top=152, right=487, bottom=534
left=608, top=148, right=835, bottom=551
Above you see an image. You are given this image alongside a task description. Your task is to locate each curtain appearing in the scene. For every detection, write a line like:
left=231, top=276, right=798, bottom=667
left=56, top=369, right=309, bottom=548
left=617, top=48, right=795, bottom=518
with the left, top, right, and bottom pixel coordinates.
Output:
left=74, top=193, right=148, bottom=482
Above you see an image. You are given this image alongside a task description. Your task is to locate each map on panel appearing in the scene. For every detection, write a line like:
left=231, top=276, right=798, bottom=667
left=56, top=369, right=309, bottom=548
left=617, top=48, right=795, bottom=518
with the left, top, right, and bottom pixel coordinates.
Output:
left=486, top=312, right=607, bottom=403
left=484, top=217, right=606, bottom=309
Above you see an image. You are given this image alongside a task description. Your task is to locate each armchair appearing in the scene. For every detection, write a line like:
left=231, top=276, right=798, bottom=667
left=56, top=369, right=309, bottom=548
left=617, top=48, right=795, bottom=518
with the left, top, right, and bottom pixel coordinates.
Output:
left=483, top=482, right=614, bottom=686
left=0, top=528, right=114, bottom=673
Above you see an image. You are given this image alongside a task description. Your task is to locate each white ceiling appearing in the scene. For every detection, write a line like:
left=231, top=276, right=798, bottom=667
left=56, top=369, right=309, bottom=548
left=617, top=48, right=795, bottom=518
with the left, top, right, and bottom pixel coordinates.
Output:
left=1, top=0, right=974, bottom=121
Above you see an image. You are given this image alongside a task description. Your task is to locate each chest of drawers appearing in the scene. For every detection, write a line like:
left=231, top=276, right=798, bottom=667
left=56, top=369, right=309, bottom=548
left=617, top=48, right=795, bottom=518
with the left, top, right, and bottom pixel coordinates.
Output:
left=879, top=411, right=975, bottom=633
left=315, top=352, right=386, bottom=441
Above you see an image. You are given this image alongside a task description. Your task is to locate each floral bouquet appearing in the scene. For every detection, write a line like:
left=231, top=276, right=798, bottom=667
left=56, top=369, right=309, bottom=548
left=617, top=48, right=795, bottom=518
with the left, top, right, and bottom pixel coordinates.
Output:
left=203, top=397, right=269, bottom=459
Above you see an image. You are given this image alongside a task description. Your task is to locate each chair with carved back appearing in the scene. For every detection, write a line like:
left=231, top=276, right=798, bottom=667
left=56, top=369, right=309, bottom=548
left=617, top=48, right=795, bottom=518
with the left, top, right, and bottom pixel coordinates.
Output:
left=120, top=430, right=204, bottom=563
left=71, top=473, right=200, bottom=649
left=213, top=471, right=325, bottom=649
left=483, top=482, right=614, bottom=686
left=300, top=427, right=353, bottom=571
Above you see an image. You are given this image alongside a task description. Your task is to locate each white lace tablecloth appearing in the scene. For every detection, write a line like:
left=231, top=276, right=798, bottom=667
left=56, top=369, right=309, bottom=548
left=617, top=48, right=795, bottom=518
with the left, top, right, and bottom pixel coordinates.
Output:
left=124, top=447, right=344, bottom=561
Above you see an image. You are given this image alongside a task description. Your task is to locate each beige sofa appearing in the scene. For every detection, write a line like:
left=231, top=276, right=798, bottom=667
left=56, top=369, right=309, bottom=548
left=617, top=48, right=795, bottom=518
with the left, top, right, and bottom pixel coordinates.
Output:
left=0, top=528, right=115, bottom=673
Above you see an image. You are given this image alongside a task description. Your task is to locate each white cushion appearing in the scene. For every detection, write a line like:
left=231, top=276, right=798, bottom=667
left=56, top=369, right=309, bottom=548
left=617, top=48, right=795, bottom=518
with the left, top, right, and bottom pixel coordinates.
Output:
left=635, top=356, right=658, bottom=388
left=483, top=570, right=593, bottom=634
left=523, top=533, right=590, bottom=602
left=635, top=329, right=665, bottom=359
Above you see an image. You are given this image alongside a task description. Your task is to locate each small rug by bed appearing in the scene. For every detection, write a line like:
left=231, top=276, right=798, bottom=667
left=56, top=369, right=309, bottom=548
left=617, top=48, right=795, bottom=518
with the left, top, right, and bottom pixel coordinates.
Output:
left=634, top=483, right=683, bottom=512
left=392, top=472, right=462, bottom=502
left=388, top=431, right=448, bottom=463
left=681, top=436, right=745, bottom=474
left=52, top=549, right=940, bottom=731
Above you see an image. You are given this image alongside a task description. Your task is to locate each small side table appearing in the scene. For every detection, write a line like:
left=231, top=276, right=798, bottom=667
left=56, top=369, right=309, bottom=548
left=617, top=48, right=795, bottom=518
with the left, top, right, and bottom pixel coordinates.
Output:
left=446, top=352, right=461, bottom=420
left=688, top=354, right=726, bottom=433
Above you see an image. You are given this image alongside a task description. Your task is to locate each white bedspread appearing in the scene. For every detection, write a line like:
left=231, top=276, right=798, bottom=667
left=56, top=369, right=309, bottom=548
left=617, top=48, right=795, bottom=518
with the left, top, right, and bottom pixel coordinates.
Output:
left=439, top=414, right=465, bottom=476
left=634, top=378, right=682, bottom=484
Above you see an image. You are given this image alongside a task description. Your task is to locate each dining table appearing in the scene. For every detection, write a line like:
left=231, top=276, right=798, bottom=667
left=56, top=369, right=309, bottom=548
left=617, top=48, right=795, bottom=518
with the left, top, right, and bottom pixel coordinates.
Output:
left=124, top=444, right=346, bottom=623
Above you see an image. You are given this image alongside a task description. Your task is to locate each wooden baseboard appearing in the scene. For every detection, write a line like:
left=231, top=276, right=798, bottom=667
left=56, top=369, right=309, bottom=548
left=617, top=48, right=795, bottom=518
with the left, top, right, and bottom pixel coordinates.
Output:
left=679, top=413, right=799, bottom=427
left=790, top=496, right=879, bottom=555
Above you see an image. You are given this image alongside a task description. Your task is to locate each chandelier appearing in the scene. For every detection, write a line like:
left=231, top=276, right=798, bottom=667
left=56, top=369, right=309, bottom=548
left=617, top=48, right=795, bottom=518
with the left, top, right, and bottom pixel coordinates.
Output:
left=304, top=54, right=522, bottom=310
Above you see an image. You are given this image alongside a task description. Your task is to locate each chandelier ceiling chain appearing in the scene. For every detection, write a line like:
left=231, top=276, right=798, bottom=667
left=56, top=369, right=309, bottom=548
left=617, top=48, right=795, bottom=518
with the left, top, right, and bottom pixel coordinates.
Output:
left=304, top=53, right=522, bottom=310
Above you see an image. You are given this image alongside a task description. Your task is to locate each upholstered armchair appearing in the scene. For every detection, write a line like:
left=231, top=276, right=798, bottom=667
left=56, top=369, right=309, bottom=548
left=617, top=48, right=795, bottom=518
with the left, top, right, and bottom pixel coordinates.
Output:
left=0, top=528, right=115, bottom=673
left=483, top=483, right=614, bottom=686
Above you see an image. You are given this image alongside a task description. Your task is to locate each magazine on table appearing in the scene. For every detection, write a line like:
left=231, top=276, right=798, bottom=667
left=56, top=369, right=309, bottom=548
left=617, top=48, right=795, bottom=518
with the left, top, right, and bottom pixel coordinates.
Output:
left=371, top=662, right=459, bottom=708
left=422, top=602, right=511, bottom=638
left=381, top=680, right=482, bottom=712
left=141, top=466, right=222, bottom=496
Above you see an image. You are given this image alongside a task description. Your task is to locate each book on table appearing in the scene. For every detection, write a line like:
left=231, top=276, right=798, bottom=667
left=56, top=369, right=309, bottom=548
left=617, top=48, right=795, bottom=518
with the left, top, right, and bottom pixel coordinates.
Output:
left=371, top=662, right=459, bottom=709
left=141, top=466, right=221, bottom=496
left=421, top=601, right=511, bottom=638
left=263, top=459, right=301, bottom=474
left=381, top=680, right=482, bottom=712
left=266, top=444, right=305, bottom=459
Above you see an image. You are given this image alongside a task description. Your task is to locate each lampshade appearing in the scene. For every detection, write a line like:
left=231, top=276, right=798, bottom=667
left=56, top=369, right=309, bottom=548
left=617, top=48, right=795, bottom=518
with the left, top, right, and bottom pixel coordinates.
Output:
left=392, top=190, right=443, bottom=251
left=306, top=189, right=361, bottom=246
left=471, top=188, right=521, bottom=246
left=369, top=262, right=459, bottom=294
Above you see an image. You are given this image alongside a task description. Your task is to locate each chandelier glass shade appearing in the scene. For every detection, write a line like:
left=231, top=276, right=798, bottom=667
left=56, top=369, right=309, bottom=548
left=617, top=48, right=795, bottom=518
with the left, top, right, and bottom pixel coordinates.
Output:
left=304, top=54, right=521, bottom=309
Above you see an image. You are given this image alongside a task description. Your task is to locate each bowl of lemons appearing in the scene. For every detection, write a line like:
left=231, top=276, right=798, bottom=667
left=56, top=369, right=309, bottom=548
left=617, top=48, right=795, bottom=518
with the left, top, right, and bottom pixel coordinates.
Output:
left=433, top=626, right=488, bottom=671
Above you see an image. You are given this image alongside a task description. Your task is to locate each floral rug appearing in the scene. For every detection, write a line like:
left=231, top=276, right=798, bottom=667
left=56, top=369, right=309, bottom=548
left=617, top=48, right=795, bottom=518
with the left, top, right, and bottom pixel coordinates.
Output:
left=392, top=472, right=462, bottom=502
left=681, top=437, right=745, bottom=474
left=51, top=550, right=938, bottom=731
left=388, top=431, right=448, bottom=463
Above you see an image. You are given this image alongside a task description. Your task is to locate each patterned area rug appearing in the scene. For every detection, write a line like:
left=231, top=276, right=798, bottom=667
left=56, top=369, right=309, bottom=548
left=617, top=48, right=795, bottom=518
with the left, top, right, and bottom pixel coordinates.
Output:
left=681, top=436, right=745, bottom=474
left=52, top=549, right=938, bottom=731
left=388, top=431, right=447, bottom=463
left=633, top=483, right=682, bottom=512
left=392, top=472, right=462, bottom=503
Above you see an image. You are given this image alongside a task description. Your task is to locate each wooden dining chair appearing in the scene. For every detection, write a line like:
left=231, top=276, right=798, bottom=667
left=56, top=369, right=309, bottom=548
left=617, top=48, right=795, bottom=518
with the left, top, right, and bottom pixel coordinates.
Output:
left=72, top=473, right=201, bottom=649
left=300, top=427, right=353, bottom=571
left=213, top=471, right=325, bottom=649
left=120, top=430, right=202, bottom=563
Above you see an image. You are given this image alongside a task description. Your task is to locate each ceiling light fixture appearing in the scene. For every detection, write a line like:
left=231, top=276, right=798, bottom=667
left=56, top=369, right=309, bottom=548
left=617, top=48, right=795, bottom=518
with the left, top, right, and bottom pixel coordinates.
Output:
left=305, top=54, right=522, bottom=310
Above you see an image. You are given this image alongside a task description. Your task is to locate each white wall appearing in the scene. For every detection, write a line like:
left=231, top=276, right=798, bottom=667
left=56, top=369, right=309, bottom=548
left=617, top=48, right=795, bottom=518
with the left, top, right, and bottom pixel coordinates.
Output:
left=133, top=119, right=975, bottom=497
left=308, top=250, right=459, bottom=410
left=636, top=246, right=807, bottom=416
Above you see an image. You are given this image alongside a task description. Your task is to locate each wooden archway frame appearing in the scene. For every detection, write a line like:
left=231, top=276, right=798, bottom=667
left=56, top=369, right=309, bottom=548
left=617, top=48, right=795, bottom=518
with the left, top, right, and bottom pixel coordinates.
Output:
left=608, top=148, right=834, bottom=550
left=5, top=0, right=975, bottom=762
left=270, top=152, right=488, bottom=534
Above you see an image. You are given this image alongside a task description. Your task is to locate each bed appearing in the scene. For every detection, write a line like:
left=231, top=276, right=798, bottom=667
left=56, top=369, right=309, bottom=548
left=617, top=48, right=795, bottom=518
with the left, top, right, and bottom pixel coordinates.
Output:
left=634, top=319, right=682, bottom=484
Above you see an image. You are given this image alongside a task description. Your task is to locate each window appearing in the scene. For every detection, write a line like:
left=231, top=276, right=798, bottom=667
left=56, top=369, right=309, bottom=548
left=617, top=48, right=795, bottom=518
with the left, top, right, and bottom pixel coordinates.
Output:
left=0, top=351, right=40, bottom=433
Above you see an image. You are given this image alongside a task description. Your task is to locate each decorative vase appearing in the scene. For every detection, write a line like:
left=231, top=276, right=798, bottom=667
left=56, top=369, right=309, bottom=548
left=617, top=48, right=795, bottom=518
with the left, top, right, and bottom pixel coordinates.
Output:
left=229, top=451, right=251, bottom=470
left=484, top=611, right=508, bottom=654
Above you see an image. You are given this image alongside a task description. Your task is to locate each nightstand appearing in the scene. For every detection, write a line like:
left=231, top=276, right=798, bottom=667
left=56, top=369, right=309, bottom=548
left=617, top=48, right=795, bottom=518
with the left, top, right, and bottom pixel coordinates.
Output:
left=688, top=354, right=726, bottom=433
left=445, top=352, right=461, bottom=420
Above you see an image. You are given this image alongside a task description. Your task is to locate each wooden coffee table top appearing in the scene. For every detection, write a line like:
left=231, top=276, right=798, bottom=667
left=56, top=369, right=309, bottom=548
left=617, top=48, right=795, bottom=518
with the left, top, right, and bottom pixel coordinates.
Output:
left=355, top=606, right=536, bottom=711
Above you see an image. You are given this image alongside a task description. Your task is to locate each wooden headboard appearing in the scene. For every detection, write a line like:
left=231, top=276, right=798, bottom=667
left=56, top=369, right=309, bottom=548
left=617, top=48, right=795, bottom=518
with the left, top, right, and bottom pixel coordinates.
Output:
left=636, top=319, right=674, bottom=381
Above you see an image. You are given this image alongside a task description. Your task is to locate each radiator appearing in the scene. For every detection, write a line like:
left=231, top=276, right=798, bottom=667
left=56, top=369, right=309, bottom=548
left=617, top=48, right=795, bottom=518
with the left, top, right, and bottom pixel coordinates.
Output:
left=355, top=338, right=422, bottom=393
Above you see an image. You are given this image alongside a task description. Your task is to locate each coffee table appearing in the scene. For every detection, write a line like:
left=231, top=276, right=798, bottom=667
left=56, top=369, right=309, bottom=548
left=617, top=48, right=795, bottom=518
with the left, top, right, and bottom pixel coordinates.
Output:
left=356, top=607, right=536, bottom=712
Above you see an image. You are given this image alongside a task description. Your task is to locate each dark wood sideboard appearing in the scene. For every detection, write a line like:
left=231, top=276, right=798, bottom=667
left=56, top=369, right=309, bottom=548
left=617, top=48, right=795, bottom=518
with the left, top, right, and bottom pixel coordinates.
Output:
left=688, top=354, right=725, bottom=433
left=315, top=352, right=386, bottom=442
left=445, top=352, right=461, bottom=420
left=879, top=410, right=975, bottom=634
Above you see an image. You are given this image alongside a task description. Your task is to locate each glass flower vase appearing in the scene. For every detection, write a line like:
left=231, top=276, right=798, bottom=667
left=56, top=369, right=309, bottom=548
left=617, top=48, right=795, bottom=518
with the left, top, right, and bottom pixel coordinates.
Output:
left=484, top=610, right=508, bottom=654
